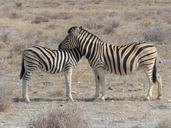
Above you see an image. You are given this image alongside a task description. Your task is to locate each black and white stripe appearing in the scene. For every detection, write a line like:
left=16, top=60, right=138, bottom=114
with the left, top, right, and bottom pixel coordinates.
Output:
left=59, top=26, right=162, bottom=101
left=20, top=45, right=82, bottom=102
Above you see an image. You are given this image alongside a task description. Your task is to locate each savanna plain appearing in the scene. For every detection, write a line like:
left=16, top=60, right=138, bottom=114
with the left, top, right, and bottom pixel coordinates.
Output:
left=0, top=0, right=171, bottom=128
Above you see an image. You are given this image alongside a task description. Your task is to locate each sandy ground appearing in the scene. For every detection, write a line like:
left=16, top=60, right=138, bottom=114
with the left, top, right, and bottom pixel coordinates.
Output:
left=0, top=0, right=171, bottom=128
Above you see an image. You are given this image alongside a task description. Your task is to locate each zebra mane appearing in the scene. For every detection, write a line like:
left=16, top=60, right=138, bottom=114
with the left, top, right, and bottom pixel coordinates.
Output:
left=80, top=27, right=105, bottom=44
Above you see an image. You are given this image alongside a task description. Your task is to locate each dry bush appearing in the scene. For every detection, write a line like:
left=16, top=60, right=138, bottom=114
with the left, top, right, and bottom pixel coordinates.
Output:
left=42, top=1, right=60, bottom=7
left=102, top=16, right=120, bottom=34
left=11, top=42, right=26, bottom=55
left=41, top=12, right=72, bottom=20
left=157, top=118, right=171, bottom=128
left=0, top=96, right=11, bottom=112
left=0, top=87, right=12, bottom=112
left=0, top=31, right=9, bottom=43
left=157, top=8, right=171, bottom=24
left=9, top=12, right=21, bottom=19
left=123, top=9, right=158, bottom=21
left=83, top=18, right=103, bottom=30
left=14, top=2, right=22, bottom=8
left=31, top=105, right=89, bottom=128
left=103, top=26, right=114, bottom=34
left=31, top=16, right=49, bottom=24
left=143, top=27, right=164, bottom=42
left=103, top=16, right=120, bottom=28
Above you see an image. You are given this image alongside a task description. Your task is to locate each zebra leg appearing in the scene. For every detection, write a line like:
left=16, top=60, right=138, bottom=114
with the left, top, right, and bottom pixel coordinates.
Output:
left=93, top=70, right=100, bottom=100
left=64, top=68, right=74, bottom=101
left=22, top=73, right=30, bottom=103
left=145, top=69, right=155, bottom=101
left=99, top=72, right=105, bottom=101
left=156, top=73, right=163, bottom=99
left=145, top=80, right=154, bottom=101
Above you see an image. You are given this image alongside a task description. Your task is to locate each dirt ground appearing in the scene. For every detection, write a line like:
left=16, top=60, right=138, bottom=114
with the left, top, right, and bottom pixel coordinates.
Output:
left=0, top=0, right=171, bottom=128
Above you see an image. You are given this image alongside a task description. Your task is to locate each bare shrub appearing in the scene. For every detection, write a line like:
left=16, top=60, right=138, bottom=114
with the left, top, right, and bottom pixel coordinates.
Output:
left=81, top=17, right=103, bottom=30
left=43, top=12, right=72, bottom=20
left=84, top=21, right=103, bottom=30
left=31, top=16, right=49, bottom=24
left=9, top=12, right=20, bottom=19
left=31, top=105, right=89, bottom=128
left=1, top=32, right=9, bottom=43
left=103, top=16, right=120, bottom=28
left=157, top=118, right=171, bottom=128
left=103, top=26, right=114, bottom=34
left=93, top=0, right=103, bottom=4
left=143, top=27, right=164, bottom=42
left=0, top=96, right=11, bottom=112
left=12, top=42, right=26, bottom=55
left=102, top=16, right=120, bottom=34
left=0, top=87, right=12, bottom=112
left=14, top=2, right=22, bottom=8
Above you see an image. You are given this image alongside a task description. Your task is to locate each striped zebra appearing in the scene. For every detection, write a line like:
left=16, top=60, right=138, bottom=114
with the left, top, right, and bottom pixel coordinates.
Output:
left=20, top=45, right=82, bottom=103
left=58, top=26, right=162, bottom=101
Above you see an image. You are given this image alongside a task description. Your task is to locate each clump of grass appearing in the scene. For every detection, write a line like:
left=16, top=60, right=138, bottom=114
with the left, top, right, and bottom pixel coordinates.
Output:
left=157, top=118, right=171, bottom=128
left=0, top=96, right=11, bottom=112
left=14, top=2, right=22, bottom=8
left=103, top=16, right=120, bottom=28
left=102, top=16, right=120, bottom=34
left=83, top=18, right=103, bottom=30
left=143, top=27, right=164, bottom=42
left=31, top=105, right=89, bottom=128
left=9, top=12, right=20, bottom=19
left=103, top=26, right=114, bottom=34
left=0, top=87, right=12, bottom=112
left=31, top=16, right=49, bottom=24
left=12, top=42, right=26, bottom=55
left=42, top=12, right=72, bottom=20
left=0, top=31, right=9, bottom=43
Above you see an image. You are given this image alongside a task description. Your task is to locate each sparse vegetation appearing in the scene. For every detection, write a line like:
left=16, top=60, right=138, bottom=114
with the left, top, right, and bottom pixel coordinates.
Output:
left=31, top=16, right=49, bottom=24
left=0, top=87, right=12, bottom=112
left=157, top=118, right=171, bottom=128
left=31, top=105, right=89, bottom=128
left=0, top=96, right=11, bottom=112
left=143, top=26, right=164, bottom=42
left=103, top=16, right=120, bottom=28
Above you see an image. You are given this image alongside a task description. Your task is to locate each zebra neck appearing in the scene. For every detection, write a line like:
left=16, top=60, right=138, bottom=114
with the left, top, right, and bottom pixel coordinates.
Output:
left=77, top=29, right=104, bottom=59
left=78, top=37, right=103, bottom=61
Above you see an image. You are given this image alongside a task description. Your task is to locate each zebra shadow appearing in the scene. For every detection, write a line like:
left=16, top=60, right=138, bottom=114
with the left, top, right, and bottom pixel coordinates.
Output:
left=13, top=96, right=146, bottom=103
left=13, top=97, right=67, bottom=102
left=13, top=97, right=96, bottom=102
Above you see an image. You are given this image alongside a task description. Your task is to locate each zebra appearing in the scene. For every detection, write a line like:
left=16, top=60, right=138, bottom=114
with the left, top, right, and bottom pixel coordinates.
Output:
left=20, top=45, right=82, bottom=103
left=58, top=26, right=162, bottom=101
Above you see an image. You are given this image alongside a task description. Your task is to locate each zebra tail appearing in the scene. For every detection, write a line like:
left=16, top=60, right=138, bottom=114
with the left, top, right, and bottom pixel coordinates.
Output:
left=20, top=54, right=25, bottom=80
left=152, top=59, right=157, bottom=83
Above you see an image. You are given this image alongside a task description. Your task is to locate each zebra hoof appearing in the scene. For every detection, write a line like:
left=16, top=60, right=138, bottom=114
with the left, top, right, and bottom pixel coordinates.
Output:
left=101, top=96, right=105, bottom=102
left=92, top=94, right=100, bottom=101
left=23, top=98, right=30, bottom=103
left=93, top=97, right=105, bottom=102
left=144, top=96, right=150, bottom=101
left=66, top=97, right=74, bottom=102
left=157, top=95, right=162, bottom=100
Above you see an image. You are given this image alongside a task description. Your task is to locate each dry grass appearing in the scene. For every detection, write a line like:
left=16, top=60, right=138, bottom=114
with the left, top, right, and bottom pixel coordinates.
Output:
left=143, top=26, right=164, bottom=42
left=31, top=105, right=89, bottom=128
left=31, top=16, right=49, bottom=24
left=103, top=16, right=120, bottom=28
left=157, top=118, right=171, bottom=128
left=0, top=87, right=12, bottom=112
left=0, top=96, right=11, bottom=112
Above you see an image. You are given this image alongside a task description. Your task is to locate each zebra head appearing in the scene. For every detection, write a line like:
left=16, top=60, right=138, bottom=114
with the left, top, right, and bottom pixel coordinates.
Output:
left=58, top=26, right=82, bottom=49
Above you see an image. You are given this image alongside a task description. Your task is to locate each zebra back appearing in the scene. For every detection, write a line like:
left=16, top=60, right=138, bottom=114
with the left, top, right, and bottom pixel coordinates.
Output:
left=22, top=46, right=82, bottom=75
